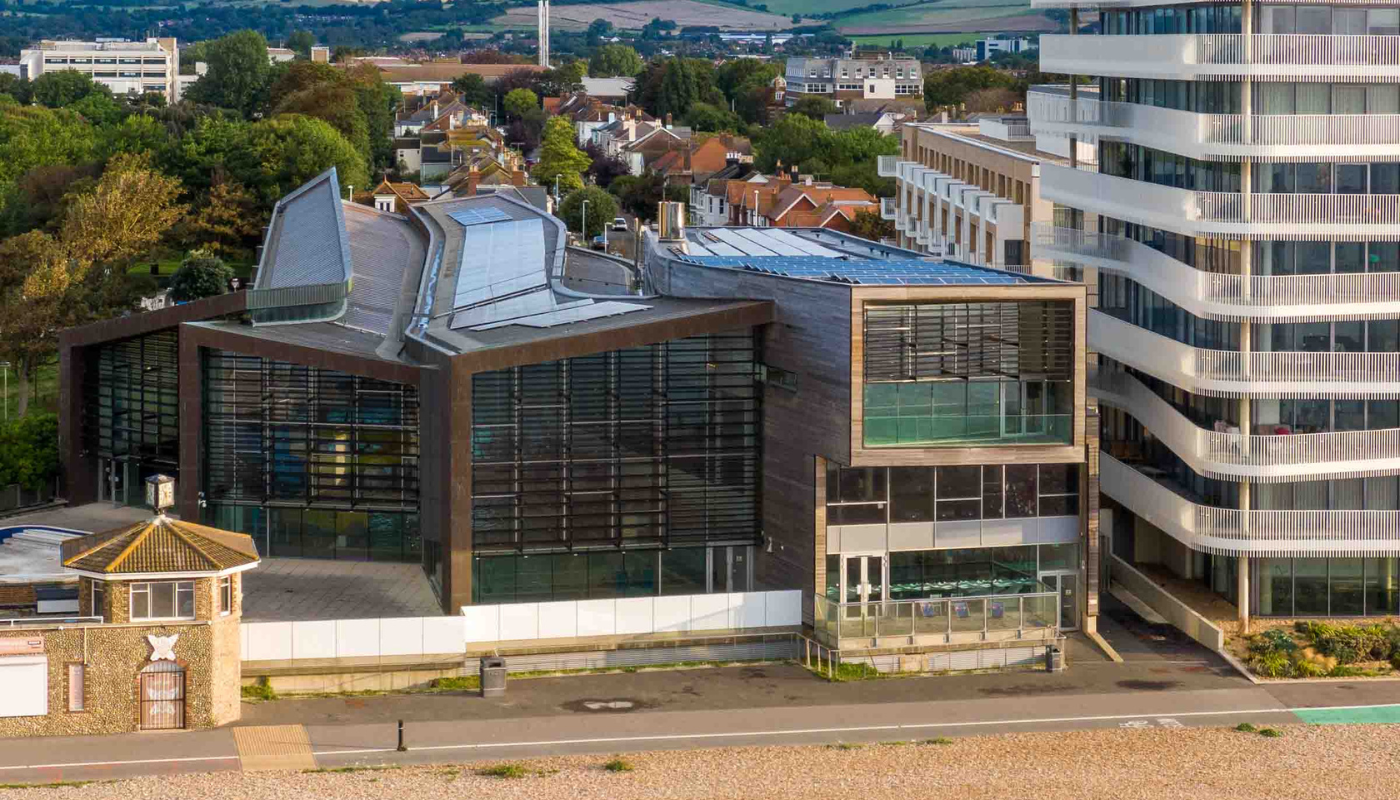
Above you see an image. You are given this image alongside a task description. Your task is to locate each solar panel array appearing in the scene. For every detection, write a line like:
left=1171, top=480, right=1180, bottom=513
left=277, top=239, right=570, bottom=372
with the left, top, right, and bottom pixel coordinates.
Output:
left=446, top=206, right=511, bottom=227
left=677, top=255, right=1031, bottom=286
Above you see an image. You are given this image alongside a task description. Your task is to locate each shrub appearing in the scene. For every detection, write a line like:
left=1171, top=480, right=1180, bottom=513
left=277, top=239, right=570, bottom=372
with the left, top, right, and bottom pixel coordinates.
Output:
left=1249, top=651, right=1294, bottom=678
left=240, top=678, right=277, bottom=701
left=1258, top=728, right=1283, bottom=738
left=603, top=758, right=634, bottom=773
left=1248, top=629, right=1298, bottom=657
left=1234, top=723, right=1257, bottom=733
left=476, top=764, right=528, bottom=779
left=1392, top=653, right=1400, bottom=672
left=923, top=737, right=954, bottom=745
left=1293, top=647, right=1336, bottom=677
left=167, top=251, right=234, bottom=302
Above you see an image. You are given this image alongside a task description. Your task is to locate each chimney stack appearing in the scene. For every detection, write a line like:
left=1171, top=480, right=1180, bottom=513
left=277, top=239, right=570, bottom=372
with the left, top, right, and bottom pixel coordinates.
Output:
left=467, top=165, right=480, bottom=196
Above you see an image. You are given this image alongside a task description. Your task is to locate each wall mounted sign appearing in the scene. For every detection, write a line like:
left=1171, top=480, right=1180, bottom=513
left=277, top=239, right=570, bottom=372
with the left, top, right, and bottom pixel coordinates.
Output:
left=0, top=638, right=44, bottom=656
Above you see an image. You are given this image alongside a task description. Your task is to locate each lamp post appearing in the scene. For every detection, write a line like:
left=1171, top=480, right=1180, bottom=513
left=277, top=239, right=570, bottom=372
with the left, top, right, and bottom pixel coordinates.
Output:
left=554, top=173, right=560, bottom=199
left=581, top=199, right=589, bottom=243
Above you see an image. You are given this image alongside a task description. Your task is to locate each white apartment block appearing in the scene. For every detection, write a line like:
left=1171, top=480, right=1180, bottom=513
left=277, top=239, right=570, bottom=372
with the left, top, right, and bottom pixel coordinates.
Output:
left=878, top=115, right=1093, bottom=269
left=784, top=55, right=922, bottom=108
left=1029, top=0, right=1400, bottom=626
left=20, top=38, right=180, bottom=101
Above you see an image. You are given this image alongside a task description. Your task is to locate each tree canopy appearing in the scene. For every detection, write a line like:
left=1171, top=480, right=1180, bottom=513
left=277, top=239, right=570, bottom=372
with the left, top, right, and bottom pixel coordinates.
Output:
left=168, top=251, right=233, bottom=302
left=531, top=116, right=591, bottom=194
left=186, top=30, right=273, bottom=118
left=923, top=65, right=1017, bottom=110
left=558, top=186, right=618, bottom=240
left=589, top=44, right=644, bottom=78
left=451, top=73, right=494, bottom=111
left=503, top=88, right=539, bottom=120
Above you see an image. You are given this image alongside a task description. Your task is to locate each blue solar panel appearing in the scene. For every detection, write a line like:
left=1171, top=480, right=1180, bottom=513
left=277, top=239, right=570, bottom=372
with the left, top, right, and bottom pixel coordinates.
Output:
left=447, top=207, right=511, bottom=227
left=676, top=254, right=1034, bottom=286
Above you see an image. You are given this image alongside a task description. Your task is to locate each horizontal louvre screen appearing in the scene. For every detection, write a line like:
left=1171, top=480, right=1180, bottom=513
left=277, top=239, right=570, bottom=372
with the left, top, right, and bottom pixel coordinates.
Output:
left=864, top=301, right=1075, bottom=383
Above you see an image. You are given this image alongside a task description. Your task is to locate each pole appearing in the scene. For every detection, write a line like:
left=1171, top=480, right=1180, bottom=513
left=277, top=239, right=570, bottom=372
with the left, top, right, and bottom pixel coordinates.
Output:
left=554, top=173, right=559, bottom=199
left=582, top=199, right=588, bottom=242
left=397, top=719, right=407, bottom=752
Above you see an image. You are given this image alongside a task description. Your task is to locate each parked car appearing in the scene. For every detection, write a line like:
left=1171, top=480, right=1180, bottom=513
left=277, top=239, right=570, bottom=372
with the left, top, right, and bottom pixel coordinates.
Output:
left=590, top=235, right=607, bottom=251
left=612, top=217, right=628, bottom=232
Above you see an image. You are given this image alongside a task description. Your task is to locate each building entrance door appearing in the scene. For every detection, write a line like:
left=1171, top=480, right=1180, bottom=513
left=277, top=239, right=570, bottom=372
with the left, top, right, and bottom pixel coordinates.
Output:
left=1041, top=572, right=1079, bottom=631
left=139, top=662, right=185, bottom=730
left=840, top=554, right=885, bottom=638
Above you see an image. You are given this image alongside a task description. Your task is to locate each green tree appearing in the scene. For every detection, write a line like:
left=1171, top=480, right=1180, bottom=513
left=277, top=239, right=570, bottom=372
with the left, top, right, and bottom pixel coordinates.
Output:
left=451, top=73, right=494, bottom=110
left=656, top=58, right=697, bottom=119
left=589, top=44, right=643, bottom=78
left=558, top=186, right=618, bottom=239
left=269, top=60, right=342, bottom=107
left=286, top=30, right=316, bottom=60
left=683, top=103, right=742, bottom=133
left=923, top=65, right=1016, bottom=110
left=848, top=208, right=895, bottom=241
left=716, top=58, right=780, bottom=101
left=248, top=115, right=369, bottom=202
left=504, top=87, right=539, bottom=120
left=753, top=112, right=827, bottom=172
left=99, top=115, right=169, bottom=162
left=187, top=30, right=273, bottom=118
left=68, top=92, right=125, bottom=127
left=31, top=71, right=108, bottom=108
left=0, top=74, right=31, bottom=104
left=178, top=175, right=266, bottom=260
left=0, top=413, right=59, bottom=490
left=0, top=104, right=99, bottom=198
left=167, top=251, right=233, bottom=302
left=531, top=116, right=591, bottom=194
left=274, top=83, right=370, bottom=167
left=788, top=96, right=838, bottom=121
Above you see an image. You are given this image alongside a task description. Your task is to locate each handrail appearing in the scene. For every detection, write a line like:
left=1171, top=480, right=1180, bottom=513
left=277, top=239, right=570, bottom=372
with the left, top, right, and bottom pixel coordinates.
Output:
left=812, top=591, right=1058, bottom=644
left=1034, top=224, right=1400, bottom=321
left=1041, top=33, right=1400, bottom=78
left=0, top=616, right=102, bottom=628
left=1101, top=452, right=1400, bottom=556
left=1092, top=366, right=1400, bottom=482
left=1090, top=310, right=1400, bottom=398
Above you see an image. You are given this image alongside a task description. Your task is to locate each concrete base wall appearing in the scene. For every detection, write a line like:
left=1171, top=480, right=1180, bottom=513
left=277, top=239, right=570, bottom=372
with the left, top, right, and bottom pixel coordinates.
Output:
left=1110, top=555, right=1225, bottom=652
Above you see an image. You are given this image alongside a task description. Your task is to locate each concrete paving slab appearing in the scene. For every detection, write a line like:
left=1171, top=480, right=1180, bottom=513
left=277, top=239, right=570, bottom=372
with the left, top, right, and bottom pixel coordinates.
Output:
left=241, top=558, right=442, bottom=622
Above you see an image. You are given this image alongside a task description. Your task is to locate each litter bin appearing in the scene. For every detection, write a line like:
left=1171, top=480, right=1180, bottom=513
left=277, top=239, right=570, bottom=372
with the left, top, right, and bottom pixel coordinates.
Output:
left=1045, top=645, right=1064, bottom=673
left=480, top=656, right=507, bottom=697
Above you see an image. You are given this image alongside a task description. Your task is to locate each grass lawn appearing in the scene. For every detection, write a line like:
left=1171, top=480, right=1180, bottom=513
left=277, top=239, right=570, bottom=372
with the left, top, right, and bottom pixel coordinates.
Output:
left=849, top=32, right=985, bottom=47
left=0, top=362, right=59, bottom=420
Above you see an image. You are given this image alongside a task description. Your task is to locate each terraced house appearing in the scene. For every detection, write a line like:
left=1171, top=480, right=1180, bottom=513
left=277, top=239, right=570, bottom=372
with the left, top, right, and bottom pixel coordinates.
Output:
left=1028, top=0, right=1400, bottom=625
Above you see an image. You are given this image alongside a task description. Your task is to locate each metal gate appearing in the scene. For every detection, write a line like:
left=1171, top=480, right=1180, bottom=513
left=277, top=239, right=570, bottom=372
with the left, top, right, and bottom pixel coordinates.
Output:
left=139, top=663, right=185, bottom=730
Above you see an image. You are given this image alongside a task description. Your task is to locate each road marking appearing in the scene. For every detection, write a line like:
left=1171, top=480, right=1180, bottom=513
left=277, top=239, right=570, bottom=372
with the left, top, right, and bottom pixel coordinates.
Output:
left=0, top=756, right=239, bottom=772
left=309, top=706, right=1296, bottom=757
left=234, top=725, right=318, bottom=772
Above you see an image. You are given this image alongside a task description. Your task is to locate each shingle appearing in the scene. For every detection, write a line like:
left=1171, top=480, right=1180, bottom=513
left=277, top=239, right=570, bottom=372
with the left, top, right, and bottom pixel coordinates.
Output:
left=63, top=518, right=260, bottom=575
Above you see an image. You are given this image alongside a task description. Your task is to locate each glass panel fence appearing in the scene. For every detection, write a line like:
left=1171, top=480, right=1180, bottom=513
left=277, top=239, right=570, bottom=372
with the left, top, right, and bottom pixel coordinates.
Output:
left=813, top=592, right=1059, bottom=643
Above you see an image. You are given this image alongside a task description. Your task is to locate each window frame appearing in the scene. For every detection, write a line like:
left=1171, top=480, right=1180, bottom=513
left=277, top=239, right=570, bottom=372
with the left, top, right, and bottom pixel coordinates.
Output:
left=129, top=580, right=197, bottom=621
left=219, top=575, right=232, bottom=616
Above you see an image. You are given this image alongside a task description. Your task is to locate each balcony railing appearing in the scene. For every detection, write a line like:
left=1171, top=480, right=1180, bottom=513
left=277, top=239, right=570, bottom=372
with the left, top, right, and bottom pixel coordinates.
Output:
left=1028, top=86, right=1400, bottom=160
left=1033, top=224, right=1400, bottom=321
left=880, top=196, right=896, bottom=220
left=813, top=592, right=1058, bottom=646
left=1100, top=452, right=1400, bottom=557
left=1041, top=34, right=1400, bottom=79
left=1041, top=164, right=1400, bottom=239
left=1090, top=310, right=1400, bottom=397
left=877, top=154, right=900, bottom=178
left=1092, top=366, right=1400, bottom=482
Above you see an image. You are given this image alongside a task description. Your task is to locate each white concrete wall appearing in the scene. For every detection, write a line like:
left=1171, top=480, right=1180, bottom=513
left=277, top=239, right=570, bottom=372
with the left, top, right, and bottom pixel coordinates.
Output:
left=241, top=590, right=803, bottom=660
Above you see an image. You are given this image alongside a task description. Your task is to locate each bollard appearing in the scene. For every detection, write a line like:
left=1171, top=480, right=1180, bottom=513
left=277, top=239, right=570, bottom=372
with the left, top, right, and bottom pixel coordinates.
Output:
left=397, top=719, right=407, bottom=752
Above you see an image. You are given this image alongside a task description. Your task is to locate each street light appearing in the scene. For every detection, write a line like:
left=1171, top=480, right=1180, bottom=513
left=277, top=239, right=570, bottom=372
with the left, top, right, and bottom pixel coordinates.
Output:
left=581, top=199, right=589, bottom=243
left=554, top=173, right=560, bottom=199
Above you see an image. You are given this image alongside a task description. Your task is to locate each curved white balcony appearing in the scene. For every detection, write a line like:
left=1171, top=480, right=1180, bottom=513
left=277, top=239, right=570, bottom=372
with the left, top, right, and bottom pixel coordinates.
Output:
left=878, top=154, right=899, bottom=178
left=1090, top=310, right=1400, bottom=398
left=1041, top=34, right=1400, bottom=81
left=1102, top=453, right=1400, bottom=556
left=1034, top=225, right=1400, bottom=322
left=1093, top=367, right=1400, bottom=482
left=1028, top=87, right=1400, bottom=162
left=880, top=196, right=896, bottom=221
left=1042, top=164, right=1400, bottom=240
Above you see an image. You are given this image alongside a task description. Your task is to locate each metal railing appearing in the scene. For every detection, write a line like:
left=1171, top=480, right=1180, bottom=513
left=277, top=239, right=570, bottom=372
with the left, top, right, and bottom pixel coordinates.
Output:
left=1092, top=366, right=1400, bottom=482
left=1041, top=33, right=1400, bottom=77
left=0, top=616, right=102, bottom=628
left=877, top=154, right=899, bottom=178
left=880, top=196, right=896, bottom=220
left=1090, top=310, right=1400, bottom=397
left=1033, top=224, right=1400, bottom=321
left=1100, top=452, right=1400, bottom=557
left=1041, top=164, right=1400, bottom=238
left=813, top=592, right=1058, bottom=644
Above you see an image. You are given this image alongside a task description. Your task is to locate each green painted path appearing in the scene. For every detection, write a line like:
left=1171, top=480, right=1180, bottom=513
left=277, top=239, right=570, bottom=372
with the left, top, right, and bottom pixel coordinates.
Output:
left=1292, top=704, right=1400, bottom=724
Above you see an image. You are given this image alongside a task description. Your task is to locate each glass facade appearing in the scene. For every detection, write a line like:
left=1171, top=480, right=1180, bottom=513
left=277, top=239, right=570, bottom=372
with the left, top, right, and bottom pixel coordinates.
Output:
left=826, top=462, right=1081, bottom=525
left=862, top=301, right=1076, bottom=447
left=1257, top=557, right=1400, bottom=616
left=202, top=350, right=421, bottom=562
left=472, top=544, right=753, bottom=604
left=82, top=329, right=180, bottom=476
left=470, top=332, right=760, bottom=556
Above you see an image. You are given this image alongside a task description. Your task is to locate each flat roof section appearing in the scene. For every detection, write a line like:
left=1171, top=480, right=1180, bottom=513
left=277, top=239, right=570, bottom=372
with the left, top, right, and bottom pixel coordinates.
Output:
left=676, top=227, right=1054, bottom=287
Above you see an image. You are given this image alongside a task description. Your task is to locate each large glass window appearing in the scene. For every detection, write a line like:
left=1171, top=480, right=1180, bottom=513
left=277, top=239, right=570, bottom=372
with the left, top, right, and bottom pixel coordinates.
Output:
left=83, top=329, right=180, bottom=485
left=471, top=545, right=749, bottom=603
left=471, top=333, right=759, bottom=553
left=888, top=545, right=1051, bottom=600
left=826, top=463, right=1081, bottom=525
left=129, top=581, right=195, bottom=620
left=1255, top=557, right=1400, bottom=616
left=203, top=352, right=421, bottom=562
left=863, top=302, right=1075, bottom=447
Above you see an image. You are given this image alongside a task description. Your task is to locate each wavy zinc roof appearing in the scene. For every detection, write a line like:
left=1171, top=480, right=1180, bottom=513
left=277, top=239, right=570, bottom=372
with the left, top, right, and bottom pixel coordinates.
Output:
left=61, top=517, right=260, bottom=577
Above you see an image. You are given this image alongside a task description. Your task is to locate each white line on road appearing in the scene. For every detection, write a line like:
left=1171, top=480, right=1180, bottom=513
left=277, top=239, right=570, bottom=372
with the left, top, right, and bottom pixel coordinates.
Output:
left=309, top=706, right=1297, bottom=757
left=0, top=756, right=240, bottom=773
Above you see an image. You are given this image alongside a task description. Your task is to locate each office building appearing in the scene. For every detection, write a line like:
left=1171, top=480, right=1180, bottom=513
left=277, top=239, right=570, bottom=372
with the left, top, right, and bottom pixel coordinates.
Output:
left=783, top=55, right=923, bottom=109
left=19, top=38, right=179, bottom=101
left=1031, top=0, right=1400, bottom=624
left=60, top=171, right=1093, bottom=658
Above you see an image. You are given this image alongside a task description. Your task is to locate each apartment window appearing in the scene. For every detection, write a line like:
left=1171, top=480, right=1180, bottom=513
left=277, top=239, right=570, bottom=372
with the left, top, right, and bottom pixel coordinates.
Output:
left=91, top=580, right=104, bottom=619
left=130, top=581, right=195, bottom=620
left=761, top=363, right=799, bottom=392
left=827, top=463, right=1082, bottom=525
left=219, top=576, right=232, bottom=615
left=68, top=664, right=85, bottom=712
